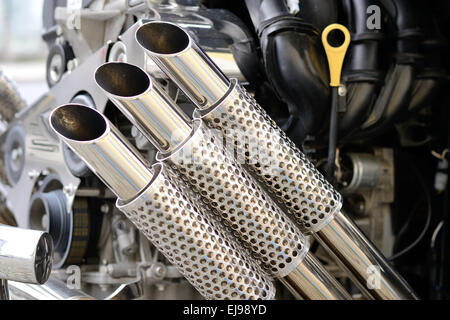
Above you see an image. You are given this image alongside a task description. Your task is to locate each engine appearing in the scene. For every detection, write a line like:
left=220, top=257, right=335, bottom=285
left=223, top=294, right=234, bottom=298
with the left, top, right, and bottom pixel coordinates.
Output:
left=0, top=0, right=449, bottom=301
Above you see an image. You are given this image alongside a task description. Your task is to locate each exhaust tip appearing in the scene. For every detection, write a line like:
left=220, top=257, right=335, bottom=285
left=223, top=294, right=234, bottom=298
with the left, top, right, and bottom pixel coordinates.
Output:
left=95, top=62, right=151, bottom=99
left=49, top=104, right=108, bottom=143
left=35, top=232, right=54, bottom=284
left=136, top=21, right=191, bottom=56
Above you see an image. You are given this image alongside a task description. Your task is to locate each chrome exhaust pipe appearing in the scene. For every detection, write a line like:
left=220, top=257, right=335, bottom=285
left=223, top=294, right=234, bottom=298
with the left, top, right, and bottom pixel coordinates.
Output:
left=48, top=104, right=153, bottom=201
left=93, top=62, right=192, bottom=153
left=49, top=104, right=275, bottom=300
left=136, top=21, right=418, bottom=300
left=94, top=62, right=351, bottom=300
left=0, top=224, right=53, bottom=285
left=136, top=22, right=230, bottom=109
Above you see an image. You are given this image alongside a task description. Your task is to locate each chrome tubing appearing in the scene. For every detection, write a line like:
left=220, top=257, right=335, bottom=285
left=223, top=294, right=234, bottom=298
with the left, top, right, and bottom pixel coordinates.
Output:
left=136, top=21, right=418, bottom=300
left=315, top=211, right=419, bottom=300
left=49, top=104, right=275, bottom=300
left=280, top=252, right=350, bottom=300
left=94, top=62, right=192, bottom=153
left=49, top=104, right=153, bottom=201
left=8, top=276, right=94, bottom=300
left=0, top=224, right=53, bottom=284
left=136, top=21, right=230, bottom=109
left=94, top=63, right=351, bottom=300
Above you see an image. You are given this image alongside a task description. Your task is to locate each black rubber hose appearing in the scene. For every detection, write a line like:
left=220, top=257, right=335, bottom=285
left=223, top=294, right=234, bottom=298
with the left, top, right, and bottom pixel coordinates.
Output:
left=346, top=63, right=415, bottom=141
left=205, top=8, right=264, bottom=86
left=245, top=0, right=288, bottom=28
left=339, top=82, right=378, bottom=137
left=245, top=0, right=334, bottom=142
left=339, top=0, right=383, bottom=138
left=296, top=0, right=338, bottom=33
left=408, top=76, right=441, bottom=115
left=345, top=0, right=424, bottom=140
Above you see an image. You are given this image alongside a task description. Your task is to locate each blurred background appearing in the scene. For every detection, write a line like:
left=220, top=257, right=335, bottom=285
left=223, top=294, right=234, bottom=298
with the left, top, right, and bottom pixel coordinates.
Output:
left=0, top=0, right=48, bottom=105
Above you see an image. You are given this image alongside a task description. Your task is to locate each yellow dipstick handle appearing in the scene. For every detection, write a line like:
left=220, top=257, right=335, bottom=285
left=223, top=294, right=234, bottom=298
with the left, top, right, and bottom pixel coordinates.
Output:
left=321, top=24, right=351, bottom=87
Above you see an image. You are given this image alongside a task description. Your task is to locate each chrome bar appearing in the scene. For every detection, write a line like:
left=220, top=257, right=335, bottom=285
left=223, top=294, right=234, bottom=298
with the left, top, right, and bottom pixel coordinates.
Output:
left=49, top=104, right=154, bottom=201
left=281, top=252, right=352, bottom=300
left=8, top=276, right=94, bottom=300
left=136, top=21, right=230, bottom=109
left=0, top=224, right=53, bottom=284
left=315, top=211, right=419, bottom=300
left=94, top=62, right=192, bottom=153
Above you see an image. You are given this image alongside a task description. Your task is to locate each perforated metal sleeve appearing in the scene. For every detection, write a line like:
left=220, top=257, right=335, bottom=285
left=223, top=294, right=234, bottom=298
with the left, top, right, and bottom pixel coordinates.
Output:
left=194, top=80, right=343, bottom=233
left=116, top=164, right=275, bottom=300
left=157, top=120, right=309, bottom=279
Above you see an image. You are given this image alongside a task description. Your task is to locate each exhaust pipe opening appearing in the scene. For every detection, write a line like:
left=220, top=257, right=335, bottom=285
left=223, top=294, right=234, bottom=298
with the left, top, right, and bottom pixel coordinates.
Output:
left=95, top=62, right=192, bottom=153
left=94, top=62, right=151, bottom=99
left=136, top=21, right=230, bottom=109
left=135, top=22, right=191, bottom=56
left=50, top=104, right=107, bottom=142
left=50, top=104, right=153, bottom=201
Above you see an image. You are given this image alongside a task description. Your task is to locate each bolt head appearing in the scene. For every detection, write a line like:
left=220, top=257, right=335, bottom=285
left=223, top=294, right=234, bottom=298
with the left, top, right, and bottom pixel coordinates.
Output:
left=100, top=204, right=110, bottom=214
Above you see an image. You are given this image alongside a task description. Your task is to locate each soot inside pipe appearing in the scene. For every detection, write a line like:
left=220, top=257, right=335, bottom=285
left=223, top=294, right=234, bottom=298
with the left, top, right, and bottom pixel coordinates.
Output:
left=95, top=63, right=150, bottom=98
left=135, top=22, right=190, bottom=55
left=50, top=104, right=107, bottom=142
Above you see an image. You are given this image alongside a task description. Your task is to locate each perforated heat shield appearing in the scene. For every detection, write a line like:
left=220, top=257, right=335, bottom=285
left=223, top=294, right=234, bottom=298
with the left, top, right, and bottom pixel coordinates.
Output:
left=195, top=80, right=343, bottom=233
left=116, top=164, right=275, bottom=300
left=157, top=120, right=309, bottom=279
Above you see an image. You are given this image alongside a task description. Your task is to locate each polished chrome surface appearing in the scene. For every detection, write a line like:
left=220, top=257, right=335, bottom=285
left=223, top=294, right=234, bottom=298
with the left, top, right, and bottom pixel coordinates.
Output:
left=281, top=252, right=352, bottom=300
left=316, top=211, right=419, bottom=300
left=136, top=21, right=230, bottom=109
left=94, top=62, right=192, bottom=153
left=119, top=19, right=245, bottom=82
left=0, top=224, right=53, bottom=284
left=0, top=279, right=9, bottom=300
left=8, top=276, right=94, bottom=300
left=116, top=163, right=275, bottom=300
left=49, top=104, right=153, bottom=201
